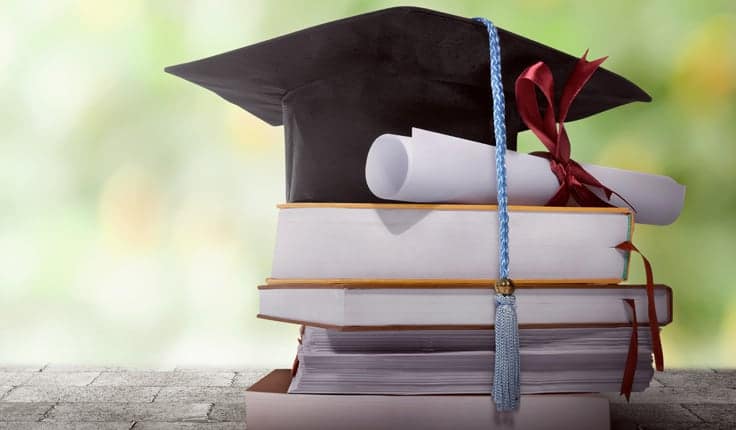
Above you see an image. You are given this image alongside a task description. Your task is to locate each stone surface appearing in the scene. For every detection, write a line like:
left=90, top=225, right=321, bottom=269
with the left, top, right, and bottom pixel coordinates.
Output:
left=609, top=403, right=701, bottom=425
left=91, top=371, right=234, bottom=387
left=0, top=402, right=55, bottom=421
left=133, top=424, right=244, bottom=430
left=231, top=370, right=269, bottom=387
left=43, top=365, right=174, bottom=373
left=25, top=372, right=100, bottom=387
left=626, top=424, right=734, bottom=430
left=654, top=369, right=736, bottom=390
left=605, top=386, right=736, bottom=404
left=3, top=386, right=159, bottom=403
left=0, top=372, right=36, bottom=386
left=155, top=387, right=245, bottom=403
left=47, top=402, right=211, bottom=422
left=683, top=403, right=736, bottom=425
left=208, top=403, right=246, bottom=422
left=0, top=387, right=13, bottom=400
left=0, top=367, right=734, bottom=428
left=0, top=423, right=132, bottom=430
left=0, top=366, right=44, bottom=372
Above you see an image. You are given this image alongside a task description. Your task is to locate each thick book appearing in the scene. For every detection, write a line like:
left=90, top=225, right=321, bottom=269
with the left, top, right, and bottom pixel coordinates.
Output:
left=289, top=327, right=654, bottom=395
left=258, top=283, right=672, bottom=329
left=246, top=370, right=611, bottom=430
left=270, top=203, right=633, bottom=284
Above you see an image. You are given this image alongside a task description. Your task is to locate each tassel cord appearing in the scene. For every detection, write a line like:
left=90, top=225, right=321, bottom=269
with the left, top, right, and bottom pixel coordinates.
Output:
left=474, top=17, right=520, bottom=412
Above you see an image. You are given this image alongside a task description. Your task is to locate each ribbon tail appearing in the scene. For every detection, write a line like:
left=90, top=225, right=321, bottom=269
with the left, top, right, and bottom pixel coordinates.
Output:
left=493, top=294, right=521, bottom=411
left=290, top=325, right=306, bottom=377
left=578, top=176, right=638, bottom=212
left=616, top=241, right=664, bottom=371
left=607, top=189, right=638, bottom=213
left=620, top=298, right=639, bottom=401
left=571, top=183, right=617, bottom=208
left=569, top=162, right=635, bottom=209
left=546, top=184, right=571, bottom=206
left=557, top=53, right=607, bottom=122
left=579, top=184, right=637, bottom=212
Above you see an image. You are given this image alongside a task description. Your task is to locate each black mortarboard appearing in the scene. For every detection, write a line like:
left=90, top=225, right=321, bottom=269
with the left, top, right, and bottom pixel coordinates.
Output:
left=166, top=6, right=650, bottom=203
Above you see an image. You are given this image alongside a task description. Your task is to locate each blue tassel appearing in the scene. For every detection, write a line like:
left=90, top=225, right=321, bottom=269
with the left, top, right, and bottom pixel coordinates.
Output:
left=493, top=293, right=520, bottom=411
left=474, top=17, right=520, bottom=411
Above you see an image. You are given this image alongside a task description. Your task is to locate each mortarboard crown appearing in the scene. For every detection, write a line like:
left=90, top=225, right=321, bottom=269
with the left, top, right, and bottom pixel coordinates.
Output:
left=166, top=6, right=650, bottom=203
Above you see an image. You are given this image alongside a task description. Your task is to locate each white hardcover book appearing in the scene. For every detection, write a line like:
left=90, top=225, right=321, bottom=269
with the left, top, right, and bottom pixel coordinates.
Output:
left=289, top=327, right=655, bottom=395
left=258, top=284, right=672, bottom=329
left=247, top=370, right=611, bottom=430
left=290, top=350, right=653, bottom=394
left=270, top=203, right=633, bottom=283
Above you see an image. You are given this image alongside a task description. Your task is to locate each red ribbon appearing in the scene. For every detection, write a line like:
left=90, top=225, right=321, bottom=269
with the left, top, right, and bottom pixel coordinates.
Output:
left=616, top=241, right=664, bottom=372
left=290, top=325, right=306, bottom=377
left=515, top=52, right=634, bottom=209
left=620, top=298, right=638, bottom=400
left=617, top=239, right=666, bottom=399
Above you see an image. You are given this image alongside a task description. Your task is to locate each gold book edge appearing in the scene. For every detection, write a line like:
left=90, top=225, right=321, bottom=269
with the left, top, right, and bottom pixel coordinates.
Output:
left=264, top=278, right=627, bottom=287
left=256, top=314, right=673, bottom=331
left=277, top=202, right=633, bottom=216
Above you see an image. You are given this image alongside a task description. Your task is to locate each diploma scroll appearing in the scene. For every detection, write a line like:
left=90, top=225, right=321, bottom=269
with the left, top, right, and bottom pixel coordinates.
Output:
left=365, top=128, right=685, bottom=225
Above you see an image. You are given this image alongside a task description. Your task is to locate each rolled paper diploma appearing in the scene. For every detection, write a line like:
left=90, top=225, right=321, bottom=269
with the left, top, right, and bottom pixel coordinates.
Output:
left=365, top=128, right=685, bottom=225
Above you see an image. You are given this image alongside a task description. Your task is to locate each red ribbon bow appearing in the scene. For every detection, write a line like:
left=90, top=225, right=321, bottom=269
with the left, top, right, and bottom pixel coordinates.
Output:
left=515, top=52, right=633, bottom=209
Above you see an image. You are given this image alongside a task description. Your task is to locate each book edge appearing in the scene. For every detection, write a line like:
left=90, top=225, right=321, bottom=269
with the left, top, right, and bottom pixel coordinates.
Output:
left=256, top=314, right=673, bottom=331
left=277, top=202, right=632, bottom=214
left=264, top=278, right=626, bottom=286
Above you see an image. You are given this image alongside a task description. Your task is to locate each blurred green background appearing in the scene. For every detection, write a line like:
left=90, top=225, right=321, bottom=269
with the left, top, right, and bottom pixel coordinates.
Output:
left=1, top=0, right=734, bottom=368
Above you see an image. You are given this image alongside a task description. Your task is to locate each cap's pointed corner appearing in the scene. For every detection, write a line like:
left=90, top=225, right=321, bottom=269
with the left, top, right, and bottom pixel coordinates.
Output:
left=630, top=83, right=653, bottom=103
left=163, top=64, right=180, bottom=76
left=613, top=64, right=652, bottom=103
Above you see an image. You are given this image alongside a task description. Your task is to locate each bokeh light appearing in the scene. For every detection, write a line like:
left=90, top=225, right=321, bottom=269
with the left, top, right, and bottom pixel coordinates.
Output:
left=1, top=0, right=734, bottom=368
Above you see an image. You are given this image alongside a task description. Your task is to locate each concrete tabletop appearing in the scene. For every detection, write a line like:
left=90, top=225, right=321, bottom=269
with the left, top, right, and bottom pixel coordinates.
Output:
left=0, top=367, right=733, bottom=429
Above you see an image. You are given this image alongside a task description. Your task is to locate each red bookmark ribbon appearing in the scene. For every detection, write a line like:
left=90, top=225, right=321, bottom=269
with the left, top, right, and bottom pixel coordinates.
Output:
left=616, top=241, right=664, bottom=372
left=290, top=325, right=306, bottom=377
left=620, top=298, right=638, bottom=400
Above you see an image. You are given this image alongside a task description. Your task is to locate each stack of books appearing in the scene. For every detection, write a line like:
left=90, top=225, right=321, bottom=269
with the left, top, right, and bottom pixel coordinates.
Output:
left=247, top=204, right=672, bottom=429
left=165, top=6, right=685, bottom=429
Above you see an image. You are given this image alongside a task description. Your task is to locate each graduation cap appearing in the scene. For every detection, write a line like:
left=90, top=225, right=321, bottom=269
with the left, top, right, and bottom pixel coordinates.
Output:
left=166, top=6, right=650, bottom=203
